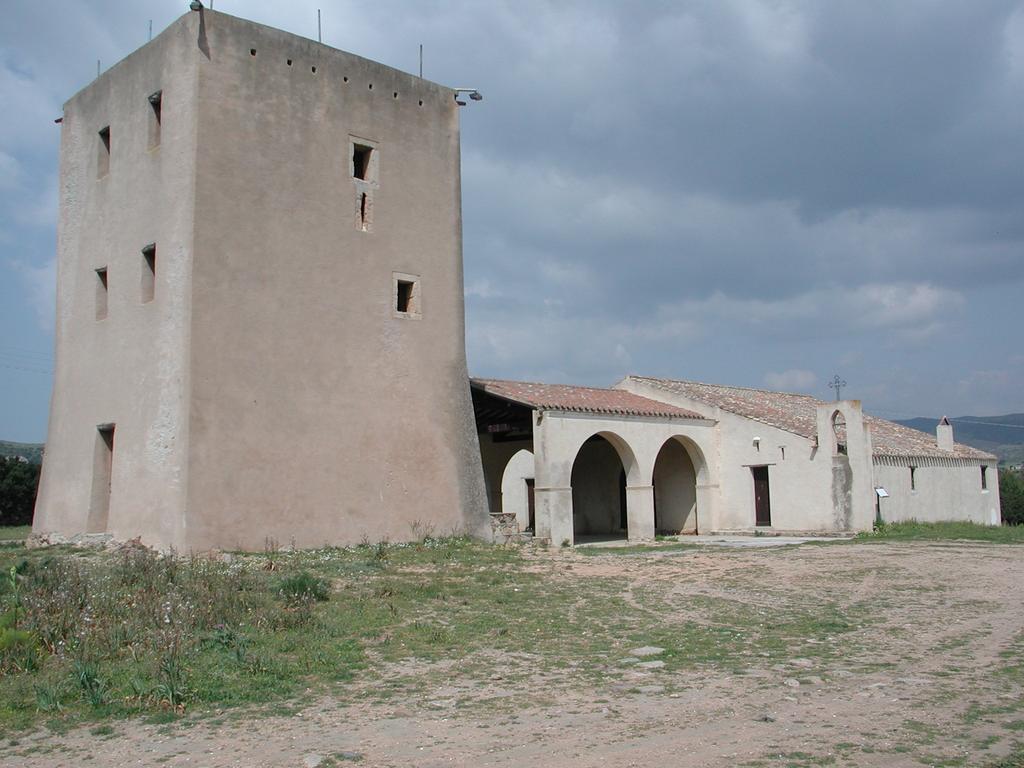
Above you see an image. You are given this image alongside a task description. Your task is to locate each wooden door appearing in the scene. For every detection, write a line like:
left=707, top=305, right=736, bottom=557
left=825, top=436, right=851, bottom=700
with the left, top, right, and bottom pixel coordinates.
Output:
left=752, top=466, right=771, bottom=526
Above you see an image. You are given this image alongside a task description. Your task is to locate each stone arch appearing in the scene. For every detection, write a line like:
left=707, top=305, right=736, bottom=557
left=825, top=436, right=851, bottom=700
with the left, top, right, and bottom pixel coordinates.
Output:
left=652, top=436, right=709, bottom=534
left=500, top=449, right=535, bottom=533
left=570, top=431, right=641, bottom=541
left=831, top=410, right=848, bottom=455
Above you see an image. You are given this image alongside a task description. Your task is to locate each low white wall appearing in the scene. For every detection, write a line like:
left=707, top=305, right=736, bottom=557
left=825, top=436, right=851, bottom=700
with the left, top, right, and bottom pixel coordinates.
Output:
left=874, top=458, right=1001, bottom=525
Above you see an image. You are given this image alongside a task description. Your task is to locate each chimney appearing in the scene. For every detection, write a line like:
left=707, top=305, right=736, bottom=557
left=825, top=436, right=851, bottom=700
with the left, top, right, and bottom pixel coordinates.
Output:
left=936, top=416, right=954, bottom=452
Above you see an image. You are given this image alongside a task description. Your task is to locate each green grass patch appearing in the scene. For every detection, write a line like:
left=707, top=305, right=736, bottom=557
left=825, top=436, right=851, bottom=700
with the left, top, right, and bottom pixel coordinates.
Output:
left=0, top=527, right=30, bottom=543
left=989, top=745, right=1024, bottom=768
left=0, top=536, right=878, bottom=732
left=857, top=521, right=1024, bottom=544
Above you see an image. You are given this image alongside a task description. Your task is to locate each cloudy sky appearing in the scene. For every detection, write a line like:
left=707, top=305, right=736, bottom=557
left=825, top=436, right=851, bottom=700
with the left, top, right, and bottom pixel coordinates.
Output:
left=1, top=1, right=1023, bottom=442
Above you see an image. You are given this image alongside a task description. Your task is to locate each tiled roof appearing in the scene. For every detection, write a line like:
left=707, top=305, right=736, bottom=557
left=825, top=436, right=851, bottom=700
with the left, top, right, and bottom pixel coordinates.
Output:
left=626, top=376, right=996, bottom=460
left=471, top=378, right=706, bottom=420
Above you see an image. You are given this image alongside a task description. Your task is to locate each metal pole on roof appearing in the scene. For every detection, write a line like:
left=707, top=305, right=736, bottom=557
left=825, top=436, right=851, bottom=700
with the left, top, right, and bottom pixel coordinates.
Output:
left=318, top=9, right=322, bottom=43
left=149, top=20, right=153, bottom=41
left=419, top=44, right=423, bottom=78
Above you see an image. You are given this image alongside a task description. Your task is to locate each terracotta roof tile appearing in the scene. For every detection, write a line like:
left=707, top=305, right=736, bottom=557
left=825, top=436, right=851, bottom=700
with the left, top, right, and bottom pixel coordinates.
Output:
left=626, top=376, right=996, bottom=461
left=471, top=378, right=706, bottom=420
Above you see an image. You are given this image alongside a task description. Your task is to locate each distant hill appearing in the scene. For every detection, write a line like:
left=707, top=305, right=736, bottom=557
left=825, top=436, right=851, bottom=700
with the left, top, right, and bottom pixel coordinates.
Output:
left=0, top=441, right=44, bottom=464
left=893, top=414, right=1024, bottom=464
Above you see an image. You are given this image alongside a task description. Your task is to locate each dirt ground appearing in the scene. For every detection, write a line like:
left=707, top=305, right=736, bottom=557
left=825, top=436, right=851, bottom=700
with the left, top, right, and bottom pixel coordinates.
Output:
left=4, top=540, right=1024, bottom=768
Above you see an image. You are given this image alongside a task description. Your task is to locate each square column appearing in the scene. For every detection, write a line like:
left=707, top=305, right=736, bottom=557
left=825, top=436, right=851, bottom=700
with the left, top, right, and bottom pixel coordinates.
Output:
left=535, top=486, right=573, bottom=546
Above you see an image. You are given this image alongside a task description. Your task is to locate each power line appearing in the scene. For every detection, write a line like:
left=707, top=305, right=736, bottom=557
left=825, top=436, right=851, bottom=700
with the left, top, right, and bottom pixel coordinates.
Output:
left=0, top=362, right=52, bottom=375
left=947, top=418, right=1024, bottom=431
left=0, top=344, right=52, bottom=359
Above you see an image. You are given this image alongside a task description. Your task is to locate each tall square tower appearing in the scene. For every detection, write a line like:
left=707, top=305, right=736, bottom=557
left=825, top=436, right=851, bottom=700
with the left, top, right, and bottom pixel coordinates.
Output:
left=33, top=10, right=488, bottom=550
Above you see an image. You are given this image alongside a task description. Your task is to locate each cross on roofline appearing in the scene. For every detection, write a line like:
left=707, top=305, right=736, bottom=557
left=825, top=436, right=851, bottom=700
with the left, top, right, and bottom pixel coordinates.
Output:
left=829, top=375, right=847, bottom=401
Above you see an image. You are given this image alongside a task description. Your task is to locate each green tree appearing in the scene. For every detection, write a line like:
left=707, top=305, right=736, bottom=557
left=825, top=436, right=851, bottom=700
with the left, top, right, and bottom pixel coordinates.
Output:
left=1000, top=469, right=1024, bottom=526
left=0, top=457, right=40, bottom=526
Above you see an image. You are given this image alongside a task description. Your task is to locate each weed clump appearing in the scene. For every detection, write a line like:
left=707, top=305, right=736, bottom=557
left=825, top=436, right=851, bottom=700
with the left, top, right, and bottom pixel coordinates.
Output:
left=278, top=571, right=330, bottom=605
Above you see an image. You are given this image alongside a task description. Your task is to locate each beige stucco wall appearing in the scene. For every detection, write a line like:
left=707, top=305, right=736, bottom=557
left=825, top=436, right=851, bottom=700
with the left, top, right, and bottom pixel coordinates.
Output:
left=34, top=17, right=199, bottom=549
left=874, top=458, right=1001, bottom=525
left=35, top=11, right=489, bottom=551
left=183, top=12, right=487, bottom=549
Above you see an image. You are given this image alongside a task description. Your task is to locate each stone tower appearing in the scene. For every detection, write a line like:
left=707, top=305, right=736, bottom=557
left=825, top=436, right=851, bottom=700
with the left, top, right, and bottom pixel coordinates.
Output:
left=33, top=9, right=488, bottom=550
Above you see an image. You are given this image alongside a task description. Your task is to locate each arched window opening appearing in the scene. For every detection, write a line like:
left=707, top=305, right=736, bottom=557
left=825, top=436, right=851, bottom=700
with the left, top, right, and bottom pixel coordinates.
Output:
left=831, top=411, right=848, bottom=455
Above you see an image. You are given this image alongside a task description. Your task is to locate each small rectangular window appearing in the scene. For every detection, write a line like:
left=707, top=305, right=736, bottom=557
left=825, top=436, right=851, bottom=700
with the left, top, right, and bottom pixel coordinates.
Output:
left=148, top=91, right=162, bottom=148
left=397, top=280, right=414, bottom=312
left=95, top=267, right=108, bottom=320
left=97, top=126, right=110, bottom=178
left=352, top=143, right=373, bottom=180
left=981, top=465, right=988, bottom=490
left=141, top=244, right=156, bottom=303
left=909, top=466, right=916, bottom=491
left=392, top=272, right=421, bottom=319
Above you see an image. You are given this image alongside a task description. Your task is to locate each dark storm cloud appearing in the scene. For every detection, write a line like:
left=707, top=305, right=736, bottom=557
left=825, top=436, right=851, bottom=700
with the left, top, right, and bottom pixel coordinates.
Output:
left=1, top=0, right=1022, bottom=440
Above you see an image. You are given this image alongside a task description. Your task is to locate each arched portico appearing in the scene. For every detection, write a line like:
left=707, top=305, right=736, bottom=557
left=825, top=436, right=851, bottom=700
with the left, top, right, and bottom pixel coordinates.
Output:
left=470, top=379, right=717, bottom=547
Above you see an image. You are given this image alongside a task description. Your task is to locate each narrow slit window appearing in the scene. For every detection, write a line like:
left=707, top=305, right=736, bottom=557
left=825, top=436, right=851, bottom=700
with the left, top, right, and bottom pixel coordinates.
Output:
left=910, top=466, right=916, bottom=491
left=359, top=192, right=369, bottom=231
left=97, top=126, right=110, bottom=178
left=95, top=267, right=108, bottom=320
left=88, top=424, right=115, bottom=533
left=352, top=143, right=373, bottom=180
left=981, top=465, right=988, bottom=490
left=141, top=244, right=156, bottom=303
left=148, top=91, right=162, bottom=148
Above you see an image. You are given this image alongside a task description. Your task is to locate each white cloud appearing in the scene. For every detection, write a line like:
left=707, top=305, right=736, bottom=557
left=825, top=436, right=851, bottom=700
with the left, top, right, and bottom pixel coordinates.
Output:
left=764, top=369, right=817, bottom=392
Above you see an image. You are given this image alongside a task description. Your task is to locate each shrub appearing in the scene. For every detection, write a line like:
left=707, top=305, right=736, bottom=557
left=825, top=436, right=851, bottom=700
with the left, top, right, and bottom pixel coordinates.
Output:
left=1001, top=469, right=1024, bottom=526
left=0, top=457, right=40, bottom=527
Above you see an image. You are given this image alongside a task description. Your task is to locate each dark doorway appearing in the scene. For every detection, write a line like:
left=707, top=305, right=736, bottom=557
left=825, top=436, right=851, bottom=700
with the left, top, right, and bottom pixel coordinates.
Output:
left=526, top=478, right=536, bottom=533
left=752, top=465, right=771, bottom=527
left=572, top=435, right=628, bottom=541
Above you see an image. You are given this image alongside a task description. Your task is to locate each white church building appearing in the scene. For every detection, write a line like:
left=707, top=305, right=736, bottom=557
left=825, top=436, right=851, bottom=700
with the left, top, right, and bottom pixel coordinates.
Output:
left=473, top=375, right=1001, bottom=545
